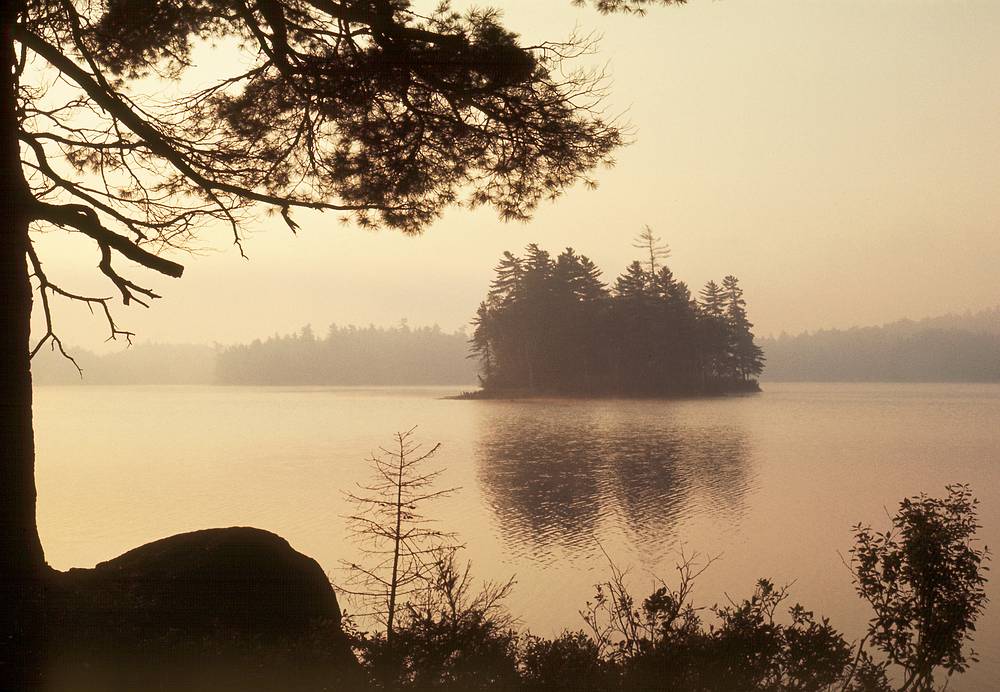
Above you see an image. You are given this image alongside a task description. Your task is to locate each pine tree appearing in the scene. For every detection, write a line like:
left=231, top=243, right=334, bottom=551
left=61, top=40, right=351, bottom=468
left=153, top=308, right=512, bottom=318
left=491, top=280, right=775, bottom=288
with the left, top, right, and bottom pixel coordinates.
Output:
left=632, top=225, right=671, bottom=277
left=521, top=245, right=556, bottom=390
left=615, top=261, right=654, bottom=300
left=611, top=262, right=656, bottom=392
left=577, top=256, right=611, bottom=303
left=695, top=280, right=729, bottom=383
left=523, top=244, right=554, bottom=291
left=699, top=280, right=725, bottom=319
left=340, top=430, right=457, bottom=643
left=488, top=252, right=526, bottom=307
left=470, top=302, right=497, bottom=387
left=549, top=248, right=611, bottom=392
left=722, top=275, right=751, bottom=346
left=652, top=266, right=699, bottom=391
left=722, top=275, right=765, bottom=381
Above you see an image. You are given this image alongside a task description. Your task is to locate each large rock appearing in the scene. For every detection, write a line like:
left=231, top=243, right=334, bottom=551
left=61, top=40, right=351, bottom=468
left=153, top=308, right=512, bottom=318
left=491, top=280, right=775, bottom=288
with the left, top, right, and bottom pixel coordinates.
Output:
left=40, top=528, right=356, bottom=691
left=55, top=527, right=341, bottom=635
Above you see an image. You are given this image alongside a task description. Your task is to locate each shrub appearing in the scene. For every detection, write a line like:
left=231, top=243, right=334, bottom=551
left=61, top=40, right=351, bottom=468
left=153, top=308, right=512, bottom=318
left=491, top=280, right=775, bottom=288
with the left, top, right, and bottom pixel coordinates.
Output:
left=849, top=484, right=991, bottom=691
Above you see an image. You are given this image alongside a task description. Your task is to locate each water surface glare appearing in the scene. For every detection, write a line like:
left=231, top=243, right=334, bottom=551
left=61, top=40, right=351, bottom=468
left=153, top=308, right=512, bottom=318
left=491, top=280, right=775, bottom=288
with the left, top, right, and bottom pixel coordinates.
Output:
left=34, top=383, right=1000, bottom=688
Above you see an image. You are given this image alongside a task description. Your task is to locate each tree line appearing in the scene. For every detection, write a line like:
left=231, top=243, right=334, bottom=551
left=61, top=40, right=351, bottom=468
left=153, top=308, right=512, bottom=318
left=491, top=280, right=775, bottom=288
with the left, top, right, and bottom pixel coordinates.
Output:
left=216, top=323, right=476, bottom=386
left=760, top=308, right=1000, bottom=382
left=31, top=343, right=217, bottom=386
left=470, top=234, right=765, bottom=396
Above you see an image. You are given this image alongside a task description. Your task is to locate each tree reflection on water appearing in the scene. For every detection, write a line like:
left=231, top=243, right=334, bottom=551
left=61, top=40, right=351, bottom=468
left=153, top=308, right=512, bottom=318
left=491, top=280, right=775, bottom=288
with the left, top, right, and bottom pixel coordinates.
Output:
left=475, top=400, right=754, bottom=564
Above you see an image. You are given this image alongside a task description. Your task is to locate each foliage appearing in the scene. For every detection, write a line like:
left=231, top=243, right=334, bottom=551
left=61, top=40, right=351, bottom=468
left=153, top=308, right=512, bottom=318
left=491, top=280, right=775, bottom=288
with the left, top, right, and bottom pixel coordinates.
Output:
left=345, top=485, right=988, bottom=692
left=356, top=549, right=519, bottom=691
left=632, top=225, right=670, bottom=276
left=519, top=631, right=614, bottom=692
left=849, top=484, right=991, bottom=691
left=580, top=551, right=860, bottom=692
left=470, top=237, right=765, bottom=396
left=576, top=0, right=688, bottom=15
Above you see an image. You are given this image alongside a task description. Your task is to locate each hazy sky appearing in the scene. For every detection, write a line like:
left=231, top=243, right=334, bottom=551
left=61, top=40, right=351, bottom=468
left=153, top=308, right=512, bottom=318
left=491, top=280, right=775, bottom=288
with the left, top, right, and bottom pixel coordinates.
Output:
left=34, top=0, right=1000, bottom=350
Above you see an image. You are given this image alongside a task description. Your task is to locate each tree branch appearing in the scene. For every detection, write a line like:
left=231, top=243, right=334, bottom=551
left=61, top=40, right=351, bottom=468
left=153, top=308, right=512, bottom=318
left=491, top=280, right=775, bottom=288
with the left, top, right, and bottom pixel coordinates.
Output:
left=17, top=26, right=409, bottom=217
left=30, top=200, right=184, bottom=279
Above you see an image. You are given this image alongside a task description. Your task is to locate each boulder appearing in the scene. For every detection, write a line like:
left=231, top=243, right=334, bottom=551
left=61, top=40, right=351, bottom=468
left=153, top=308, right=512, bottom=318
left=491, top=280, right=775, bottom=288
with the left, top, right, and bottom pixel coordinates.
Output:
left=40, top=527, right=356, bottom=691
left=55, top=527, right=341, bottom=635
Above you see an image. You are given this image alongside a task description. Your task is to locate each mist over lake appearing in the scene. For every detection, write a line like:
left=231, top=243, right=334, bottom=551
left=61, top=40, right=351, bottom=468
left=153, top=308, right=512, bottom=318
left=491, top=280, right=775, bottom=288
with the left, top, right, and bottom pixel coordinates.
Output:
left=34, top=382, right=1000, bottom=689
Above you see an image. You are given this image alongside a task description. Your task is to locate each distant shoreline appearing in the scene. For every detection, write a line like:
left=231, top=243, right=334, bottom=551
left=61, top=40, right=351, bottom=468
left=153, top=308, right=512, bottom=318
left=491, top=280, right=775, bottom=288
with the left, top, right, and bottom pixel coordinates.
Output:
left=443, top=385, right=762, bottom=401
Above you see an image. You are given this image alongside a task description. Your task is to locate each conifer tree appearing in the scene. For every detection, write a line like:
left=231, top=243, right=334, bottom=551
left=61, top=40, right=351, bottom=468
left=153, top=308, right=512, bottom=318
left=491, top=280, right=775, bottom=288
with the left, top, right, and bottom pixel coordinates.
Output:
left=632, top=225, right=670, bottom=277
left=488, top=252, right=526, bottom=307
left=340, top=430, right=457, bottom=642
left=550, top=248, right=610, bottom=391
left=577, top=256, right=610, bottom=303
left=484, top=251, right=530, bottom=390
left=470, top=302, right=497, bottom=387
left=698, top=280, right=726, bottom=319
left=524, top=245, right=557, bottom=390
left=722, top=275, right=765, bottom=381
left=651, top=266, right=695, bottom=389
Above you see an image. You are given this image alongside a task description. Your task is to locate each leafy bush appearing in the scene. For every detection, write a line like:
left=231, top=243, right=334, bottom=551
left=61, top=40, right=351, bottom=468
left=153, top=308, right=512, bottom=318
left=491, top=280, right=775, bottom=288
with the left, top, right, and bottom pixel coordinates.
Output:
left=520, top=632, right=614, bottom=692
left=849, top=484, right=990, bottom=691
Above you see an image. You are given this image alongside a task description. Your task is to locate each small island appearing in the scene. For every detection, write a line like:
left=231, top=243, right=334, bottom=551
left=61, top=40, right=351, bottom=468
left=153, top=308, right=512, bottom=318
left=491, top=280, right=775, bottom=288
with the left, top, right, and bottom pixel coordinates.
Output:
left=467, top=233, right=765, bottom=398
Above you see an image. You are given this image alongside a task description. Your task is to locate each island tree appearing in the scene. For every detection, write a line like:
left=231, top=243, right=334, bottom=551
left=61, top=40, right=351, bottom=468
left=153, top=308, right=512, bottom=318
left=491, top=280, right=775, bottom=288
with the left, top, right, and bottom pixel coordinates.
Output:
left=0, top=0, right=686, bottom=596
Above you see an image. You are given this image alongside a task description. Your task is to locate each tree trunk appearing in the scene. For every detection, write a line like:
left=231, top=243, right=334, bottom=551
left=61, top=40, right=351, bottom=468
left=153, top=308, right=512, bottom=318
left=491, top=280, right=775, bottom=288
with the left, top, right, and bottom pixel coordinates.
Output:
left=1, top=0, right=45, bottom=611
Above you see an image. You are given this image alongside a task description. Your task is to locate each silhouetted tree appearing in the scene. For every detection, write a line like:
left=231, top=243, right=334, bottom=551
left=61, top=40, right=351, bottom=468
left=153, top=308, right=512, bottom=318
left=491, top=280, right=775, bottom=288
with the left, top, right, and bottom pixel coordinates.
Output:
left=698, top=281, right=725, bottom=319
left=340, top=429, right=458, bottom=644
left=632, top=225, right=670, bottom=276
left=4, top=0, right=687, bottom=597
left=470, top=303, right=499, bottom=387
left=652, top=266, right=698, bottom=390
left=472, top=252, right=529, bottom=391
left=722, top=275, right=765, bottom=382
left=489, top=252, right=528, bottom=307
left=695, top=280, right=730, bottom=382
left=521, top=244, right=556, bottom=391
left=611, top=261, right=657, bottom=392
left=551, top=248, right=610, bottom=390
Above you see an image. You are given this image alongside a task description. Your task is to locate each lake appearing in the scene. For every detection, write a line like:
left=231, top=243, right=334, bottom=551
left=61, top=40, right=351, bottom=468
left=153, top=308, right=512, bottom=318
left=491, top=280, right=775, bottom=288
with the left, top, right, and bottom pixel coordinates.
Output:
left=33, top=382, right=1000, bottom=688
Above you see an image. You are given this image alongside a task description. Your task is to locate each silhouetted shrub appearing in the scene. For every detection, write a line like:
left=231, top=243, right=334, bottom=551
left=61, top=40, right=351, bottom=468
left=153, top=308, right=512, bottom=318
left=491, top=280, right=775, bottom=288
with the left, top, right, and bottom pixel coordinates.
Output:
left=849, top=484, right=990, bottom=691
left=586, top=573, right=857, bottom=692
left=520, top=631, right=614, bottom=692
left=355, top=551, right=519, bottom=691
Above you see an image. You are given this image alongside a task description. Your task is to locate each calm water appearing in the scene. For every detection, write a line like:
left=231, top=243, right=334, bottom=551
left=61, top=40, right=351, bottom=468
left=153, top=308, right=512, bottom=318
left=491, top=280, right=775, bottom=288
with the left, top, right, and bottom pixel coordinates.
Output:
left=34, top=383, right=1000, bottom=688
